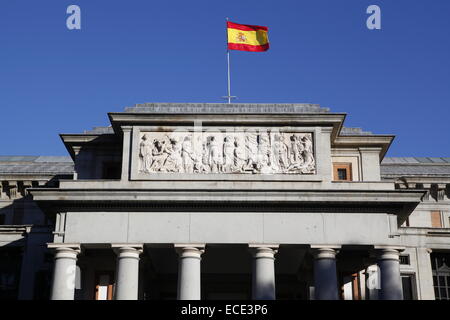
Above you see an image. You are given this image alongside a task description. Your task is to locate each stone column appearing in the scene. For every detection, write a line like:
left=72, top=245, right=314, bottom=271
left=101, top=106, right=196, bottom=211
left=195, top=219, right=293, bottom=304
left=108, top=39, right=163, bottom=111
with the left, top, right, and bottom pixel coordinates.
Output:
left=250, top=245, right=278, bottom=300
left=377, top=248, right=403, bottom=300
left=112, top=245, right=143, bottom=300
left=121, top=126, right=132, bottom=181
left=312, top=246, right=339, bottom=300
left=175, top=245, right=205, bottom=300
left=48, top=244, right=81, bottom=300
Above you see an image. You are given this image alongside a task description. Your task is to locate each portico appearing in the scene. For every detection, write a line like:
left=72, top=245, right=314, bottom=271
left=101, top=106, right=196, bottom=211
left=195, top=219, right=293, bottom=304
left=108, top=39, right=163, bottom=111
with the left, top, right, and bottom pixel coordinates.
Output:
left=29, top=103, right=425, bottom=300
left=46, top=242, right=406, bottom=300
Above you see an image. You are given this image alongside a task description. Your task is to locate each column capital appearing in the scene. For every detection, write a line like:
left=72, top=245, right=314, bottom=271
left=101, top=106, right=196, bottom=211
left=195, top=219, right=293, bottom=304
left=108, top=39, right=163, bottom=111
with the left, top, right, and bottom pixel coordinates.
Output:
left=111, top=244, right=143, bottom=256
left=175, top=244, right=205, bottom=258
left=248, top=244, right=279, bottom=249
left=311, top=246, right=340, bottom=259
left=47, top=243, right=81, bottom=255
left=249, top=245, right=279, bottom=259
left=376, top=248, right=400, bottom=261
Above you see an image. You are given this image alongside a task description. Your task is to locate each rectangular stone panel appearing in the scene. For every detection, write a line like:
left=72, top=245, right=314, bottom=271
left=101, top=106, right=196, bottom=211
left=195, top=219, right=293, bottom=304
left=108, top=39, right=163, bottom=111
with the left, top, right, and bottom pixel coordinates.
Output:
left=264, top=212, right=390, bottom=245
left=127, top=212, right=190, bottom=243
left=137, top=130, right=315, bottom=175
left=263, top=212, right=324, bottom=243
left=321, top=213, right=390, bottom=244
left=189, top=213, right=264, bottom=243
left=64, top=212, right=128, bottom=243
left=63, top=211, right=393, bottom=245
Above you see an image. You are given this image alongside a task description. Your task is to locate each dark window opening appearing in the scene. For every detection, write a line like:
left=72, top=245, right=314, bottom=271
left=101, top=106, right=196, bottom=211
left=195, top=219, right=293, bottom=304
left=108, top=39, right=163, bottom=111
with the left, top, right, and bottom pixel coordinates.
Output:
left=337, top=169, right=347, bottom=180
left=333, top=163, right=352, bottom=181
left=400, top=255, right=410, bottom=265
left=402, top=275, right=414, bottom=300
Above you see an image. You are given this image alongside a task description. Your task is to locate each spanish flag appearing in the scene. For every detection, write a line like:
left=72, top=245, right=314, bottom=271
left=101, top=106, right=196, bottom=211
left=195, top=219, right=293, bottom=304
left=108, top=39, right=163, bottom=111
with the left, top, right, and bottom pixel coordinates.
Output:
left=227, top=21, right=269, bottom=52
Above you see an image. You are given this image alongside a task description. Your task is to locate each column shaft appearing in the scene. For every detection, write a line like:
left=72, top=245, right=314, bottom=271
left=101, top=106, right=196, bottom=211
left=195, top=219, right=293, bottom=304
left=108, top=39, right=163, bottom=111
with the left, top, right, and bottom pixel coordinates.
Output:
left=50, top=246, right=80, bottom=300
left=313, top=247, right=339, bottom=300
left=251, top=246, right=277, bottom=300
left=176, top=246, right=204, bottom=300
left=114, top=246, right=142, bottom=300
left=378, top=249, right=403, bottom=300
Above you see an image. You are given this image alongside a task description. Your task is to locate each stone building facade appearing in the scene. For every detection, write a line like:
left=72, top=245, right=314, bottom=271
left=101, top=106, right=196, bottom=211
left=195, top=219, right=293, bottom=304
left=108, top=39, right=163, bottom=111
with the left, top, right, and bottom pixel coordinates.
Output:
left=0, top=103, right=449, bottom=300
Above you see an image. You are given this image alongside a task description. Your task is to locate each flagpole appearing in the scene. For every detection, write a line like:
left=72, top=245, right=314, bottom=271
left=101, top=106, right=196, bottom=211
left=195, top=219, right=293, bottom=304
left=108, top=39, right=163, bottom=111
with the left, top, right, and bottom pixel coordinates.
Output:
left=224, top=17, right=237, bottom=104
left=226, top=17, right=231, bottom=104
left=227, top=49, right=231, bottom=104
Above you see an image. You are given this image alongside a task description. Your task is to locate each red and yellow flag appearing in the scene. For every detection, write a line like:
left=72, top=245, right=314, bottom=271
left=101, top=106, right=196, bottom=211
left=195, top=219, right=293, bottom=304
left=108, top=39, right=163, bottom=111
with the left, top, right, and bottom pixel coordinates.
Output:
left=227, top=21, right=269, bottom=52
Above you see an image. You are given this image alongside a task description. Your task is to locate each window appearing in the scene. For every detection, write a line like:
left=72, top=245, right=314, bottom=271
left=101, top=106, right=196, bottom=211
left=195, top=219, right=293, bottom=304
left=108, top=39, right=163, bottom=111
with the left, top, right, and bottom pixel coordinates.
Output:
left=400, top=255, right=410, bottom=265
left=432, top=253, right=450, bottom=300
left=401, top=275, right=415, bottom=300
left=0, top=214, right=5, bottom=225
left=431, top=211, right=442, bottom=228
left=337, top=169, right=347, bottom=180
left=333, top=163, right=352, bottom=181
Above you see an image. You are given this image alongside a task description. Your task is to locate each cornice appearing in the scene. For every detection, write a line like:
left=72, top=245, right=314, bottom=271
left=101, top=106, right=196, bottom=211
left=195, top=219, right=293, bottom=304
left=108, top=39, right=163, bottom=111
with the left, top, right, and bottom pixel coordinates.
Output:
left=30, top=188, right=423, bottom=205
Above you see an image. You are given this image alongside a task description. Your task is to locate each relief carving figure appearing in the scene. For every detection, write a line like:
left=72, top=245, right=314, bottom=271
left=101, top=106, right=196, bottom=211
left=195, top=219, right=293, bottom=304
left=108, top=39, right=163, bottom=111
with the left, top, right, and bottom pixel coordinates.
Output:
left=163, top=137, right=183, bottom=172
left=199, top=142, right=210, bottom=173
left=138, top=131, right=315, bottom=175
left=222, top=136, right=235, bottom=173
left=233, top=137, right=247, bottom=172
left=300, top=135, right=315, bottom=172
left=208, top=136, right=222, bottom=173
left=272, top=134, right=289, bottom=172
left=244, top=131, right=259, bottom=172
left=139, top=134, right=153, bottom=173
left=288, top=134, right=303, bottom=167
left=181, top=136, right=195, bottom=173
left=257, top=132, right=272, bottom=173
left=150, top=139, right=168, bottom=172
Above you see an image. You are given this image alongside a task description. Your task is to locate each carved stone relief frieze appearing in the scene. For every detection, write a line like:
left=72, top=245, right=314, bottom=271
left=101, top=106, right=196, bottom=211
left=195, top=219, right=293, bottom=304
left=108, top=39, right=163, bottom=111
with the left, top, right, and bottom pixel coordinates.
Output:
left=138, top=130, right=315, bottom=175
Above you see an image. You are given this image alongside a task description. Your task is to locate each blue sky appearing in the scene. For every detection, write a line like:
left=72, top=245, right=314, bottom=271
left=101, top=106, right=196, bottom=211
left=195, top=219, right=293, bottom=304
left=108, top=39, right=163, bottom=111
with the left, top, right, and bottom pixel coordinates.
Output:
left=0, top=0, right=449, bottom=156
